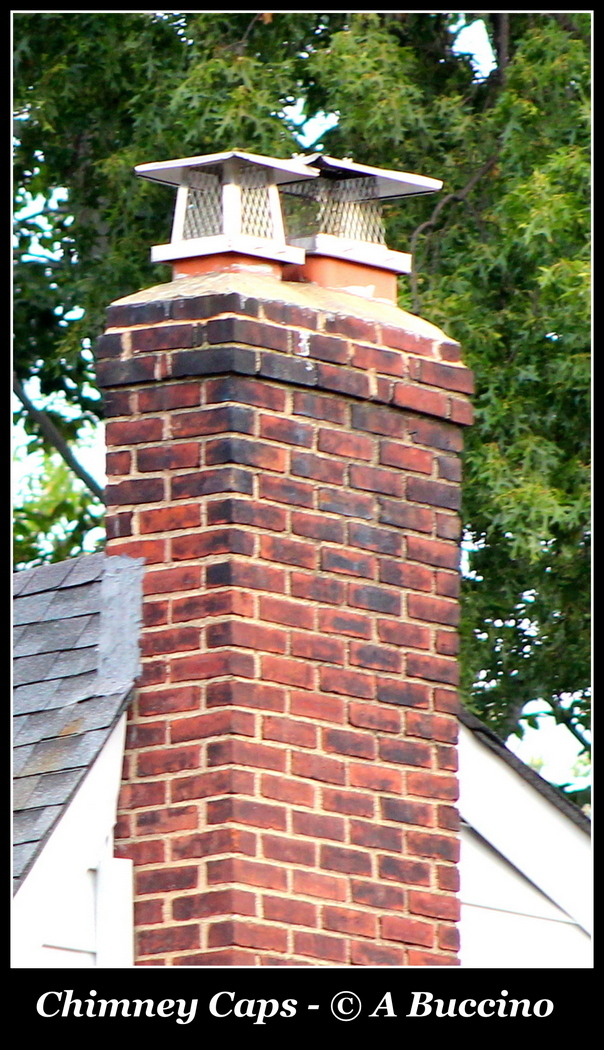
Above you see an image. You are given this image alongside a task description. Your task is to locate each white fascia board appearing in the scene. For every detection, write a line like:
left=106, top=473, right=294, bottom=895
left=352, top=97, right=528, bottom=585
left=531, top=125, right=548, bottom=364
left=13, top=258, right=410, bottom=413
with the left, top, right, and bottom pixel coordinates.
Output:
left=151, top=234, right=305, bottom=266
left=458, top=724, right=592, bottom=935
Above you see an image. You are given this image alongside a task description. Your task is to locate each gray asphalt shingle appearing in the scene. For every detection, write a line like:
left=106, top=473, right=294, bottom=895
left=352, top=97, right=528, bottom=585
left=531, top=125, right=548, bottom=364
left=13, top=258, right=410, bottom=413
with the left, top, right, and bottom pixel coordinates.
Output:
left=12, top=553, right=144, bottom=892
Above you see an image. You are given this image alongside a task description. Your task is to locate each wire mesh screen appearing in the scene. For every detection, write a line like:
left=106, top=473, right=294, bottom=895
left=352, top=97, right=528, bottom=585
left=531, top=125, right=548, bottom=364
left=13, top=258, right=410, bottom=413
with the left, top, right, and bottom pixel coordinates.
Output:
left=240, top=165, right=274, bottom=239
left=183, top=166, right=223, bottom=239
left=283, top=175, right=386, bottom=244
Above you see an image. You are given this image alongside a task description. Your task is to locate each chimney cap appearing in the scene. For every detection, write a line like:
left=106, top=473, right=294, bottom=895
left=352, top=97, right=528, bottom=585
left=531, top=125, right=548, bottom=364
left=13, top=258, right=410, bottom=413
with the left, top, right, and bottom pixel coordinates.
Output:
left=135, top=150, right=321, bottom=270
left=135, top=150, right=319, bottom=189
left=300, top=153, right=443, bottom=200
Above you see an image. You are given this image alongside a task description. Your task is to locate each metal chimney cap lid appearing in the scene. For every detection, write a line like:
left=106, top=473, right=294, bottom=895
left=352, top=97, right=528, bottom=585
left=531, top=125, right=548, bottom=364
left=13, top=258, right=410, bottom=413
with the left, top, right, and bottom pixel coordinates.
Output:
left=300, top=153, right=443, bottom=200
left=135, top=150, right=320, bottom=188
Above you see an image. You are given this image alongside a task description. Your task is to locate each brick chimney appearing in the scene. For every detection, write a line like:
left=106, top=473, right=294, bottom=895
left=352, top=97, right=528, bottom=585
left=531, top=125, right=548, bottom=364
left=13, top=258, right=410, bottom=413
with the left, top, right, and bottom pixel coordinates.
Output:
left=95, top=150, right=473, bottom=966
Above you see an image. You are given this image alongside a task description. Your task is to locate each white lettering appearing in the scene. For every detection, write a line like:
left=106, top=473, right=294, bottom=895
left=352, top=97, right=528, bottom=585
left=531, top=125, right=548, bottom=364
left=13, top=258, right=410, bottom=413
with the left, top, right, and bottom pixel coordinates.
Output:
left=36, top=992, right=61, bottom=1018
left=209, top=991, right=235, bottom=1018
left=407, top=991, right=433, bottom=1017
left=369, top=992, right=397, bottom=1018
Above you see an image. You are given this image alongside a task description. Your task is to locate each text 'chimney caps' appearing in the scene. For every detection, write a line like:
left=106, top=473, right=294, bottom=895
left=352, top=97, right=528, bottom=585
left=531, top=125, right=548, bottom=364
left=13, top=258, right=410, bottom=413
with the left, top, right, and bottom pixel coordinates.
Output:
left=135, top=150, right=319, bottom=266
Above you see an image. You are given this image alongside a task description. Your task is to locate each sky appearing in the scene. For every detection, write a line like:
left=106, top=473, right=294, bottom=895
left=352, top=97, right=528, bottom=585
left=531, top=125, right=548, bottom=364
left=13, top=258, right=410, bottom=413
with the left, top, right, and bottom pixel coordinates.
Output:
left=12, top=16, right=590, bottom=801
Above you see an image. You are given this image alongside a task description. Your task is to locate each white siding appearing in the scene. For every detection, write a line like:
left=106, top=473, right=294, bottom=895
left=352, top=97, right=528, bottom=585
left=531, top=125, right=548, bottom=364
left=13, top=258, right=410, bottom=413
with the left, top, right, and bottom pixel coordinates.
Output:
left=12, top=715, right=133, bottom=968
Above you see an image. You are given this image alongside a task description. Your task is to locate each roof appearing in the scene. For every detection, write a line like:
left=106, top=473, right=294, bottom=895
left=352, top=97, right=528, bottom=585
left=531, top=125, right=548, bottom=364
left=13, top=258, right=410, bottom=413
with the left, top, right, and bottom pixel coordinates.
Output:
left=12, top=552, right=144, bottom=894
left=458, top=707, right=591, bottom=834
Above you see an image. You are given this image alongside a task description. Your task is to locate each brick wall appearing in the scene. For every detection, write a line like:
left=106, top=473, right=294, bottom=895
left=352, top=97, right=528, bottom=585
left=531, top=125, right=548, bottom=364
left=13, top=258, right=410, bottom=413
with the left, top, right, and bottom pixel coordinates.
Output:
left=96, top=272, right=473, bottom=966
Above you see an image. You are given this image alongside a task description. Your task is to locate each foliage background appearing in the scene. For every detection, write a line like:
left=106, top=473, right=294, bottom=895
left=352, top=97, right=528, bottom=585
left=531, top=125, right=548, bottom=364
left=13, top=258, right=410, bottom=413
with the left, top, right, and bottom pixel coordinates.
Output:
left=12, top=12, right=591, bottom=799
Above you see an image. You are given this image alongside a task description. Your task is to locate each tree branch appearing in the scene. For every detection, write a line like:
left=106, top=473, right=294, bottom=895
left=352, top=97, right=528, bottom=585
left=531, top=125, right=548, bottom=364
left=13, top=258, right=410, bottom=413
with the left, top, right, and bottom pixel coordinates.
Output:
left=13, top=373, right=106, bottom=504
left=410, top=152, right=500, bottom=313
left=544, top=696, right=591, bottom=754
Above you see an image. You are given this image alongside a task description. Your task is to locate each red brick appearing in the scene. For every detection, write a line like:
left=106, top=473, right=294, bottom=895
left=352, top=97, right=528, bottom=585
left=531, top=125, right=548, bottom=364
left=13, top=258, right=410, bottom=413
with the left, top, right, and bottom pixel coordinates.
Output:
left=349, top=641, right=401, bottom=674
left=262, top=654, right=315, bottom=689
left=350, top=819, right=402, bottom=852
left=323, top=905, right=377, bottom=939
left=170, top=708, right=255, bottom=743
left=207, top=679, right=286, bottom=712
left=407, top=832, right=460, bottom=864
left=407, top=652, right=459, bottom=686
left=135, top=806, right=198, bottom=835
left=393, top=382, right=448, bottom=418
left=170, top=768, right=255, bottom=803
left=207, top=738, right=287, bottom=773
left=138, top=503, right=201, bottom=533
left=378, top=855, right=431, bottom=886
left=379, top=440, right=433, bottom=473
left=171, top=827, right=256, bottom=861
left=381, top=915, right=434, bottom=947
left=318, top=428, right=374, bottom=460
left=172, top=888, right=256, bottom=921
left=320, top=666, right=375, bottom=700
left=318, top=607, right=372, bottom=639
left=106, top=417, right=164, bottom=446
left=379, top=738, right=432, bottom=767
left=349, top=463, right=403, bottom=496
left=320, top=843, right=372, bottom=876
left=206, top=797, right=287, bottom=832
left=138, top=925, right=199, bottom=957
left=321, top=546, right=376, bottom=579
left=260, top=533, right=317, bottom=569
left=351, top=879, right=406, bottom=911
left=259, top=595, right=314, bottom=630
left=137, top=745, right=200, bottom=777
left=322, top=787, right=374, bottom=818
left=170, top=649, right=255, bottom=682
left=207, top=857, right=287, bottom=892
left=262, top=834, right=316, bottom=867
left=291, top=751, right=346, bottom=786
left=291, top=450, right=346, bottom=485
left=206, top=619, right=288, bottom=654
left=291, top=631, right=345, bottom=664
left=292, top=870, right=348, bottom=902
left=293, top=930, right=347, bottom=963
left=381, top=797, right=434, bottom=828
left=292, top=810, right=345, bottom=842
left=349, top=763, right=403, bottom=794
left=259, top=474, right=314, bottom=507
left=263, top=896, right=317, bottom=927
left=289, top=691, right=346, bottom=724
left=291, top=511, right=346, bottom=544
left=262, top=715, right=317, bottom=749
left=261, top=774, right=315, bottom=808
left=208, top=920, right=288, bottom=954
left=259, top=414, right=314, bottom=447
left=323, top=727, right=375, bottom=760
left=351, top=941, right=406, bottom=965
left=348, top=701, right=401, bottom=734
left=409, top=890, right=461, bottom=921
left=137, top=442, right=200, bottom=472
left=136, top=866, right=198, bottom=895
left=406, top=711, right=458, bottom=743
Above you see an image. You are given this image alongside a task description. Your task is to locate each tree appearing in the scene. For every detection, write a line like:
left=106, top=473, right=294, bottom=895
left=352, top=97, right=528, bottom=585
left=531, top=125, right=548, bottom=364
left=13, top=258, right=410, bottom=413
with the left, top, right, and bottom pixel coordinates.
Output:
left=12, top=12, right=591, bottom=794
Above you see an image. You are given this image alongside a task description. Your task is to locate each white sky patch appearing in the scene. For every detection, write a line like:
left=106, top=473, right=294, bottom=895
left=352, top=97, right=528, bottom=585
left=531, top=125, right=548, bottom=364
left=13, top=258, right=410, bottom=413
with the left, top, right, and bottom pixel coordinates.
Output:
left=507, top=699, right=591, bottom=793
left=451, top=18, right=497, bottom=80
